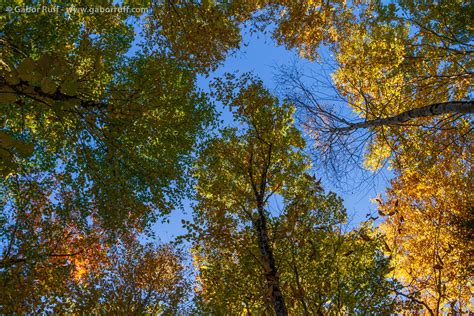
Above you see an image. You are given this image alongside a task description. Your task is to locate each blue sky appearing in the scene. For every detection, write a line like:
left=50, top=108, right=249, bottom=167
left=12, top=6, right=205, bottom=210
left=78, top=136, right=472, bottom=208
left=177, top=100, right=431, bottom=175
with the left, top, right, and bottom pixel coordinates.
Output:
left=153, top=29, right=392, bottom=242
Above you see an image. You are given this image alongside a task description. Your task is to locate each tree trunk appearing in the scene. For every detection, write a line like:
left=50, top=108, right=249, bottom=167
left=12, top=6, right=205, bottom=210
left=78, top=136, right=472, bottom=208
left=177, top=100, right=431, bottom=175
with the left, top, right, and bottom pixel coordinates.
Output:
left=254, top=203, right=288, bottom=316
left=336, top=101, right=473, bottom=132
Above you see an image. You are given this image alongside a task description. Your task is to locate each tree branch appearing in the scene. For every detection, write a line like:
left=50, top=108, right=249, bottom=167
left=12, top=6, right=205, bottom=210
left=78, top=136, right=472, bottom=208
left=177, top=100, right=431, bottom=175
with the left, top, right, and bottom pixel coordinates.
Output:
left=335, top=101, right=473, bottom=132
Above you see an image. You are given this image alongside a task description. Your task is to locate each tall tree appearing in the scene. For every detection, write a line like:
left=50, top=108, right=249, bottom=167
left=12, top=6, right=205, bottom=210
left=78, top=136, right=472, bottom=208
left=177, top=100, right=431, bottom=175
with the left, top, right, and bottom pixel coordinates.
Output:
left=1, top=2, right=212, bottom=312
left=66, top=238, right=189, bottom=315
left=194, top=74, right=300, bottom=315
left=262, top=2, right=474, bottom=314
left=154, top=0, right=472, bottom=171
left=272, top=0, right=473, bottom=174
left=377, top=123, right=473, bottom=315
left=187, top=74, right=396, bottom=314
left=1, top=212, right=188, bottom=314
left=1, top=1, right=215, bottom=229
left=0, top=167, right=106, bottom=312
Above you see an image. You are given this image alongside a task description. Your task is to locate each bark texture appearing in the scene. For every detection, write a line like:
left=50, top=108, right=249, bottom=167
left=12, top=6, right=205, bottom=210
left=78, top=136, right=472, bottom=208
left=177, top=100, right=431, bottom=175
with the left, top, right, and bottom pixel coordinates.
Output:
left=254, top=202, right=288, bottom=316
left=337, top=101, right=473, bottom=131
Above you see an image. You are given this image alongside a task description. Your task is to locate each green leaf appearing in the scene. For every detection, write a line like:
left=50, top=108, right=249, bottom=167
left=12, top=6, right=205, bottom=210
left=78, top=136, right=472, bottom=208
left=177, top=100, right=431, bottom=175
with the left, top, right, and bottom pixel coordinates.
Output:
left=41, top=77, right=57, bottom=94
left=60, top=78, right=78, bottom=96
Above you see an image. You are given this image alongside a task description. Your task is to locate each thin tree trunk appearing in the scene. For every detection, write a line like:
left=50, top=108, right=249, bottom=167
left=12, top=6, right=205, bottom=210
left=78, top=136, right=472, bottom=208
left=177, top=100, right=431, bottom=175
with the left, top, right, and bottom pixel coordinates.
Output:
left=335, top=101, right=473, bottom=132
left=254, top=203, right=288, bottom=316
left=290, top=240, right=309, bottom=315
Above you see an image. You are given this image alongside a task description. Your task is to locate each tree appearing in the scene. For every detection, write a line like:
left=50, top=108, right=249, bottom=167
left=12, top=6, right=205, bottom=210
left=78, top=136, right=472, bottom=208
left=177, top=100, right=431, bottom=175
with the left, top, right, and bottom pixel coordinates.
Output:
left=261, top=2, right=474, bottom=314
left=186, top=74, right=396, bottom=315
left=190, top=210, right=398, bottom=315
left=0, top=170, right=107, bottom=313
left=1, top=2, right=211, bottom=312
left=1, top=1, right=215, bottom=230
left=66, top=238, right=189, bottom=315
left=148, top=0, right=254, bottom=72
left=193, top=74, right=303, bottom=315
left=377, top=122, right=473, bottom=315
left=273, top=0, right=473, bottom=174
left=0, top=211, right=188, bottom=315
left=151, top=0, right=472, bottom=173
left=0, top=171, right=189, bottom=314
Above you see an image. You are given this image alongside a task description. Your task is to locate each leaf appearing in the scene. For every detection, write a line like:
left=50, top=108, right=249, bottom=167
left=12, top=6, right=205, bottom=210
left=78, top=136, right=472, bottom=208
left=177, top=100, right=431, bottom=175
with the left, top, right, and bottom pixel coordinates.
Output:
left=41, top=77, right=57, bottom=94
left=37, top=54, right=55, bottom=74
left=16, top=58, right=38, bottom=82
left=15, top=141, right=34, bottom=157
left=0, top=92, right=17, bottom=104
left=5, top=71, right=20, bottom=85
left=60, top=79, right=79, bottom=96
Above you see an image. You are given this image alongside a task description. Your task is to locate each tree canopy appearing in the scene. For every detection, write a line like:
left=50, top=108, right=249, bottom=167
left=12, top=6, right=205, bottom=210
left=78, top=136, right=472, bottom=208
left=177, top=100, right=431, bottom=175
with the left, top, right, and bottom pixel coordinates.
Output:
left=1, top=1, right=472, bottom=315
left=1, top=2, right=210, bottom=312
left=187, top=75, right=396, bottom=314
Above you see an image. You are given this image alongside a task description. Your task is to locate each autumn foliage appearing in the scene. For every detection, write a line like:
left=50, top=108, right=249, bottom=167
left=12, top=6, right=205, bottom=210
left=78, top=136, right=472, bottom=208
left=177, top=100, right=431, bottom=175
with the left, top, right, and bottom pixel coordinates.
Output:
left=1, top=0, right=472, bottom=315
